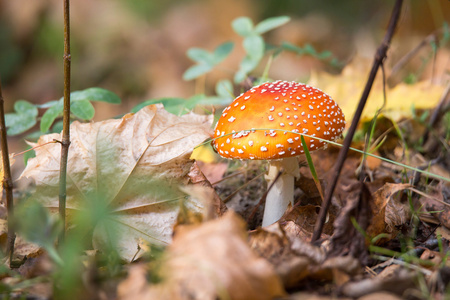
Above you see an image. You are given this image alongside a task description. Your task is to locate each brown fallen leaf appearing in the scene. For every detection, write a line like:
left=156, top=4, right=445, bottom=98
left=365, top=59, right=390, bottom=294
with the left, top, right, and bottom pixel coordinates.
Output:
left=20, top=104, right=213, bottom=260
left=118, top=211, right=286, bottom=300
left=368, top=183, right=412, bottom=240
left=420, top=182, right=450, bottom=230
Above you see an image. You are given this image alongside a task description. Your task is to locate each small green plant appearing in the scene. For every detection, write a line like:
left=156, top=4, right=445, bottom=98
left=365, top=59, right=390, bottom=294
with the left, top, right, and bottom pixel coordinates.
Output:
left=183, top=15, right=343, bottom=86
left=5, top=87, right=121, bottom=136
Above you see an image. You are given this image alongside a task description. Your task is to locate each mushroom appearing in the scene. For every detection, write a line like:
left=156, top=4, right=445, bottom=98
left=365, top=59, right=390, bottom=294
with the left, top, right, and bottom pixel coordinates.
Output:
left=212, top=80, right=346, bottom=227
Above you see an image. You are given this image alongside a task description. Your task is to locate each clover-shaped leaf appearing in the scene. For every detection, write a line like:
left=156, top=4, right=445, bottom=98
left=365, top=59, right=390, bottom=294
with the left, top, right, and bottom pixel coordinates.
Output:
left=5, top=100, right=38, bottom=136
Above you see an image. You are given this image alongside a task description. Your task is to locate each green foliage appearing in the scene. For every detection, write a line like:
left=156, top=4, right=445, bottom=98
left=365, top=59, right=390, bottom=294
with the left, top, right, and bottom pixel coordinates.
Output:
left=6, top=87, right=121, bottom=136
left=5, top=100, right=38, bottom=136
left=13, top=200, right=63, bottom=266
left=232, top=16, right=289, bottom=83
left=183, top=42, right=234, bottom=80
left=132, top=80, right=233, bottom=115
left=182, top=15, right=344, bottom=86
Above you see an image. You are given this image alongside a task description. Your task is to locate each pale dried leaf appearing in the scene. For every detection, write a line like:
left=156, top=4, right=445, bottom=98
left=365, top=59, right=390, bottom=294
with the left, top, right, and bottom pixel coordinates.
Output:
left=20, top=105, right=213, bottom=260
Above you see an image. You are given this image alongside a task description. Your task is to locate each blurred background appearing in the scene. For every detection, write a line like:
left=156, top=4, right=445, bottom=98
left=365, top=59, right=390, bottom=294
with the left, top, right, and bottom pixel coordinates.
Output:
left=0, top=0, right=448, bottom=126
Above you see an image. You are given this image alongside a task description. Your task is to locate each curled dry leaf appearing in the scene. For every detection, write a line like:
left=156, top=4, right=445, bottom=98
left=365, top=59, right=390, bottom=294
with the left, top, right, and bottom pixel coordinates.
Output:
left=20, top=104, right=213, bottom=260
left=369, top=183, right=412, bottom=238
left=118, top=211, right=285, bottom=300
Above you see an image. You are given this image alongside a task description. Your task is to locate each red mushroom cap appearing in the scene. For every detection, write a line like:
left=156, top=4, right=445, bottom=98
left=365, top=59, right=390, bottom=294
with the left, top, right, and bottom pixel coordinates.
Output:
left=212, top=80, right=346, bottom=160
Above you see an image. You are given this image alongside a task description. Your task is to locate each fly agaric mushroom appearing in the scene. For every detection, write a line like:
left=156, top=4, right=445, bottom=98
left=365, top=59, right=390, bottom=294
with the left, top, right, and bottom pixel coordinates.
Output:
left=212, top=80, right=346, bottom=226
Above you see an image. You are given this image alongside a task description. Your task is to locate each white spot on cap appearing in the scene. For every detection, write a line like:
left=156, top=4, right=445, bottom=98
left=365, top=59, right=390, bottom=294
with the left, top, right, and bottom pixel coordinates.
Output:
left=228, top=116, right=236, bottom=122
left=278, top=112, right=283, bottom=117
left=240, top=105, right=246, bottom=110
left=309, top=105, right=314, bottom=110
left=276, top=144, right=283, bottom=148
left=244, top=96, right=250, bottom=100
left=261, top=146, right=268, bottom=152
left=231, top=147, right=235, bottom=152
left=268, top=115, right=274, bottom=121
left=237, top=149, right=244, bottom=154
left=249, top=141, right=254, bottom=146
left=270, top=106, right=275, bottom=111
left=287, top=138, right=294, bottom=144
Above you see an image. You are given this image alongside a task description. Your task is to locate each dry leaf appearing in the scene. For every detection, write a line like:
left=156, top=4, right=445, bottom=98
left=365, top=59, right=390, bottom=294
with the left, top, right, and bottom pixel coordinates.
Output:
left=368, top=183, right=412, bottom=240
left=308, top=56, right=445, bottom=122
left=118, top=211, right=285, bottom=300
left=20, top=104, right=213, bottom=260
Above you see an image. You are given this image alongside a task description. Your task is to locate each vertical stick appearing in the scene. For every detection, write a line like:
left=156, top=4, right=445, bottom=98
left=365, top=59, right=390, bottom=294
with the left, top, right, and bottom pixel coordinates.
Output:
left=311, top=0, right=404, bottom=243
left=0, top=78, right=15, bottom=265
left=59, top=0, right=71, bottom=244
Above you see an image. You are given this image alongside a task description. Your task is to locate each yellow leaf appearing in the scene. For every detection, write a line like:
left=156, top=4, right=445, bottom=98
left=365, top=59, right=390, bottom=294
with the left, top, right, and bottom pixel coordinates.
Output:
left=190, top=143, right=217, bottom=163
left=308, top=56, right=445, bottom=122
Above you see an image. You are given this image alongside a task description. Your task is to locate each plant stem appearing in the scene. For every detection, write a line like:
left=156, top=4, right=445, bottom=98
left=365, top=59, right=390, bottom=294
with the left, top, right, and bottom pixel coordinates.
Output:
left=59, top=0, right=71, bottom=245
left=0, top=77, right=16, bottom=266
left=311, top=0, right=404, bottom=243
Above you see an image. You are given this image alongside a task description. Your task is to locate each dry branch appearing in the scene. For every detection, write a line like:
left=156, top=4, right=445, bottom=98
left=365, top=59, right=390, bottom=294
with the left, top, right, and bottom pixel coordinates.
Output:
left=0, top=77, right=16, bottom=265
left=59, top=0, right=71, bottom=244
left=311, top=0, right=404, bottom=243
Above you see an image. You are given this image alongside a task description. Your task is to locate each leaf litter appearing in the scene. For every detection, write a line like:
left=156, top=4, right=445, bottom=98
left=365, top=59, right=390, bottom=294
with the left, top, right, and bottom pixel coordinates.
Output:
left=5, top=57, right=450, bottom=299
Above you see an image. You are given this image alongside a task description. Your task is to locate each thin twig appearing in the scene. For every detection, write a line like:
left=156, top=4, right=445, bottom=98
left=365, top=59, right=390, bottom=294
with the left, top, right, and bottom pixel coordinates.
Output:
left=58, top=0, right=71, bottom=245
left=311, top=0, right=404, bottom=243
left=0, top=77, right=16, bottom=266
left=422, top=83, right=450, bottom=144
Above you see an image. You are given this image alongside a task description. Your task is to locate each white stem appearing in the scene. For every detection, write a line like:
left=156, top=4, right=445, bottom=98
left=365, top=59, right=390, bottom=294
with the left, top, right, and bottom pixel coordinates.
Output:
left=262, top=157, right=300, bottom=227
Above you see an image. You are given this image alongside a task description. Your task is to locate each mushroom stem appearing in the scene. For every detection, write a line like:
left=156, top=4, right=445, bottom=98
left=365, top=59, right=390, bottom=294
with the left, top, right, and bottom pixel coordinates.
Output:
left=262, top=156, right=300, bottom=227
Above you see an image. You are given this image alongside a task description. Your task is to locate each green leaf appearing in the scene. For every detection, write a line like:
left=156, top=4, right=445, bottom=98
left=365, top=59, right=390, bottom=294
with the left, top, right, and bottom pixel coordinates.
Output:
left=215, top=79, right=233, bottom=98
left=232, top=17, right=254, bottom=37
left=40, top=99, right=64, bottom=132
left=254, top=16, right=290, bottom=35
left=70, top=87, right=121, bottom=104
left=243, top=35, right=264, bottom=59
left=36, top=100, right=60, bottom=109
left=71, top=99, right=95, bottom=120
left=183, top=64, right=213, bottom=81
left=303, top=44, right=316, bottom=55
left=212, top=42, right=234, bottom=64
left=5, top=100, right=38, bottom=135
left=316, top=50, right=332, bottom=59
left=234, top=69, right=248, bottom=84
left=187, top=48, right=214, bottom=65
left=131, top=98, right=186, bottom=114
left=23, top=145, right=36, bottom=166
